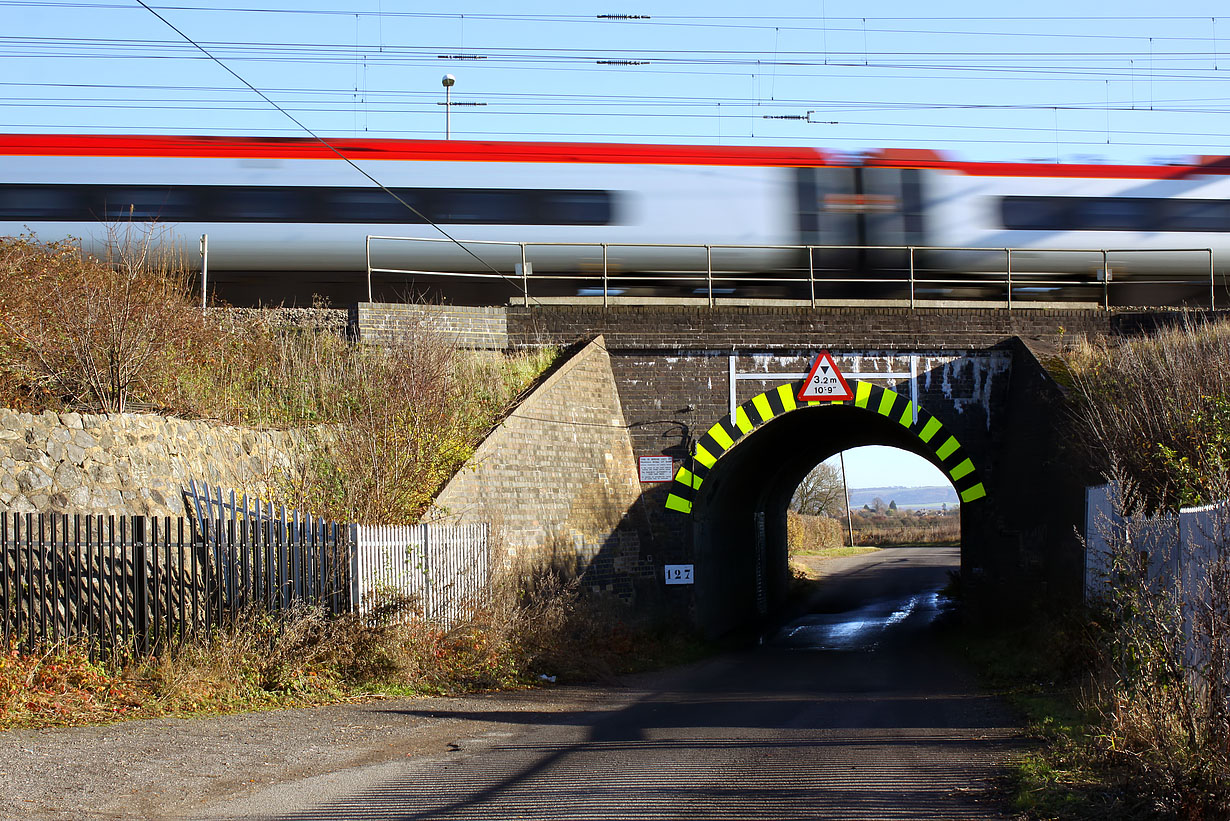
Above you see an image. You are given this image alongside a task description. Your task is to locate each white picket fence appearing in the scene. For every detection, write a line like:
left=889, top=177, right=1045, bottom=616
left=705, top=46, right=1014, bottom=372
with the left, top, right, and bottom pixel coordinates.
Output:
left=351, top=522, right=491, bottom=624
left=185, top=482, right=491, bottom=626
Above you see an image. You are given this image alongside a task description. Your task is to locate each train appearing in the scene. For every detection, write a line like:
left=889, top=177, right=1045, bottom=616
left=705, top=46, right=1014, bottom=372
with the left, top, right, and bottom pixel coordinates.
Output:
left=0, top=133, right=1226, bottom=305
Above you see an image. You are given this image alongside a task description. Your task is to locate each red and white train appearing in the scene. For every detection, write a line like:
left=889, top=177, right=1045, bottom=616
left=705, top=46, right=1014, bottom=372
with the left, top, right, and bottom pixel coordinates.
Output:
left=0, top=133, right=1226, bottom=302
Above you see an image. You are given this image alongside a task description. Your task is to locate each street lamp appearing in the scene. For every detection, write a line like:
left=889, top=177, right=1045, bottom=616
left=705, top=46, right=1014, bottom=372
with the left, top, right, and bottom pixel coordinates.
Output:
left=441, top=74, right=455, bottom=139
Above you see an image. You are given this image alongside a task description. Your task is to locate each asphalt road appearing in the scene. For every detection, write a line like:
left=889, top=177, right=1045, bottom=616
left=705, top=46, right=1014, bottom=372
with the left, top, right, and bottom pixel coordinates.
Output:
left=0, top=545, right=1021, bottom=820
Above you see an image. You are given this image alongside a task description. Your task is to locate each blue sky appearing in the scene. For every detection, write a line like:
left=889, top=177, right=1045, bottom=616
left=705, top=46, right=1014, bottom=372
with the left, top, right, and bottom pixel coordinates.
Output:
left=830, top=447, right=952, bottom=492
left=5, top=0, right=1225, bottom=489
left=5, top=1, right=1230, bottom=164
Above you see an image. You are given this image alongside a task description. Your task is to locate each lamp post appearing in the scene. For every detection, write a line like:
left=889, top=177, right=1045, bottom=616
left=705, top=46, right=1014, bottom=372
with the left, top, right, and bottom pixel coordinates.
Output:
left=441, top=74, right=455, bottom=139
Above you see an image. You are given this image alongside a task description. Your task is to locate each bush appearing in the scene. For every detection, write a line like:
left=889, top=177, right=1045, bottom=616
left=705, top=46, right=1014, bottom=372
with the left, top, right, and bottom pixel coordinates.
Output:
left=1061, top=315, right=1230, bottom=512
left=787, top=511, right=844, bottom=553
left=0, top=231, right=195, bottom=412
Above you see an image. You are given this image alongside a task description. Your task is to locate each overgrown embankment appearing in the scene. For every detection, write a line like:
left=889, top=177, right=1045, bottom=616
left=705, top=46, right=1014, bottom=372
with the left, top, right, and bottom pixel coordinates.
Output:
left=0, top=233, right=706, bottom=730
left=981, top=315, right=1230, bottom=820
left=0, top=234, right=553, bottom=522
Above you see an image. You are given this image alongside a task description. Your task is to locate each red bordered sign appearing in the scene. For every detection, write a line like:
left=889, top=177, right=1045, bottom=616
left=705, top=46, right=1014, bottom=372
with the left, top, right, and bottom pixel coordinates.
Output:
left=797, top=350, right=853, bottom=402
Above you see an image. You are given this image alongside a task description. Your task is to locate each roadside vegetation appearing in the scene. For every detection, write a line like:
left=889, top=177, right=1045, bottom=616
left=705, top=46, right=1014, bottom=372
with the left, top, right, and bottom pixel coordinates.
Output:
left=0, top=232, right=711, bottom=730
left=0, top=557, right=706, bottom=730
left=969, top=315, right=1230, bottom=820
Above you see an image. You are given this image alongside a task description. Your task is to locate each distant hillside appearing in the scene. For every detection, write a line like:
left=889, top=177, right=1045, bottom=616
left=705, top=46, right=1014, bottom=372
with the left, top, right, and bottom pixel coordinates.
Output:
left=848, top=485, right=958, bottom=510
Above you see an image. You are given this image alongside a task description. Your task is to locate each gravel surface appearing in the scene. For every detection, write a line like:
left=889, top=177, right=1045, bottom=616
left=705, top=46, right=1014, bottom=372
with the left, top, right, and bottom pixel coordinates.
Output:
left=0, top=683, right=649, bottom=820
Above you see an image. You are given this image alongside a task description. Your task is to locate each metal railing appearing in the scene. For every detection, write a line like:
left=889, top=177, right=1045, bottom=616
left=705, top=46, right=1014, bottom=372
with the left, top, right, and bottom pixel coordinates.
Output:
left=365, top=235, right=1219, bottom=309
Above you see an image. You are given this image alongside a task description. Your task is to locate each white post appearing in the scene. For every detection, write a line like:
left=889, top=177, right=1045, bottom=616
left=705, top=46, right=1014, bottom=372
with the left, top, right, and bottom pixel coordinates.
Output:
left=840, top=451, right=855, bottom=548
left=199, top=233, right=208, bottom=313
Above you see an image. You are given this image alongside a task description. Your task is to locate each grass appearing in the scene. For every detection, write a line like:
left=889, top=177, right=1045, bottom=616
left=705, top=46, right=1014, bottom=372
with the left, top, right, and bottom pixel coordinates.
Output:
left=792, top=545, right=881, bottom=560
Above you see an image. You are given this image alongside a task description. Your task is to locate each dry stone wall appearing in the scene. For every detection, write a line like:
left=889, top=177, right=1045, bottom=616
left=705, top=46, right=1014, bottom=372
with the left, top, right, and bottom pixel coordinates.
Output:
left=0, top=409, right=298, bottom=518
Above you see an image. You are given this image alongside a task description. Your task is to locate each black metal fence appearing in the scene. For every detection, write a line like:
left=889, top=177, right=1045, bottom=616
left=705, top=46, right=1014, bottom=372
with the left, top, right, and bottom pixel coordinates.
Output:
left=0, top=513, right=352, bottom=656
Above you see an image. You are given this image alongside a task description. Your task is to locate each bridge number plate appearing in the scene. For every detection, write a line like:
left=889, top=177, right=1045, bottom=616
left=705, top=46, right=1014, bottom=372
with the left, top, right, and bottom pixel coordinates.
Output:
left=664, top=564, right=694, bottom=585
left=797, top=350, right=854, bottom=402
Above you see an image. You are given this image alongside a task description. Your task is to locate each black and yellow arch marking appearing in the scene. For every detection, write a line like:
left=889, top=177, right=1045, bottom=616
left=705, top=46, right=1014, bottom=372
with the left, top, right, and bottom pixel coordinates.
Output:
left=664, top=380, right=987, bottom=515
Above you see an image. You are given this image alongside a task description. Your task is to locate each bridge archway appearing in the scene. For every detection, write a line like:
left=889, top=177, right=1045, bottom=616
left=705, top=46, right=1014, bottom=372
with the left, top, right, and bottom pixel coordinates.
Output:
left=663, top=381, right=986, bottom=637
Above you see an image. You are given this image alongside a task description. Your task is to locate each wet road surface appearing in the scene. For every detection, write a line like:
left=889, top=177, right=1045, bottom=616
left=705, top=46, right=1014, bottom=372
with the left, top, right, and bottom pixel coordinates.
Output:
left=193, top=545, right=1021, bottom=820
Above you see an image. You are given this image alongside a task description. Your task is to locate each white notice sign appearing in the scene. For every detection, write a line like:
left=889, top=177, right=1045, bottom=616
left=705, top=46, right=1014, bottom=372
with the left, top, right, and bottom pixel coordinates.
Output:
left=639, top=456, right=674, bottom=483
left=664, top=564, right=694, bottom=585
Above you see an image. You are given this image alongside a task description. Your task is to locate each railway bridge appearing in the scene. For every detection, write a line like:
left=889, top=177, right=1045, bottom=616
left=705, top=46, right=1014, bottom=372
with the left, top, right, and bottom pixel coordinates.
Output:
left=366, top=303, right=1170, bottom=635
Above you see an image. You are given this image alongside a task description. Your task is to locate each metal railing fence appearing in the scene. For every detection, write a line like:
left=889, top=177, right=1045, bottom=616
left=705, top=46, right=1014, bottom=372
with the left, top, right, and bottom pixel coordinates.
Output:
left=0, top=512, right=350, bottom=657
left=366, top=236, right=1218, bottom=309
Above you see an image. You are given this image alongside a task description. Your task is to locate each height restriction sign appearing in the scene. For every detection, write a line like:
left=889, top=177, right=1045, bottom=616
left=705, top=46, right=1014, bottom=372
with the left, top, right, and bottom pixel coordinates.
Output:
left=797, top=350, right=854, bottom=402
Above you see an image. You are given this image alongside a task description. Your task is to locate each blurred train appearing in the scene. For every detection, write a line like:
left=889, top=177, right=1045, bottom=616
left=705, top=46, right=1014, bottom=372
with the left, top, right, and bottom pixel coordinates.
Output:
left=0, top=133, right=1226, bottom=303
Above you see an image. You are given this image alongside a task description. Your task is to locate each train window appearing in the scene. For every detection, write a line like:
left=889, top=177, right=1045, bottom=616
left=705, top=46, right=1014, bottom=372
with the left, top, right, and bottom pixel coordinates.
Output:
left=0, top=186, right=81, bottom=220
left=539, top=191, right=614, bottom=225
left=1001, top=195, right=1230, bottom=232
left=438, top=190, right=525, bottom=223
left=0, top=184, right=617, bottom=226
left=97, top=187, right=195, bottom=221
left=1081, top=198, right=1149, bottom=230
left=1000, top=197, right=1072, bottom=230
left=220, top=187, right=304, bottom=221
left=1158, top=199, right=1230, bottom=232
left=316, top=188, right=427, bottom=223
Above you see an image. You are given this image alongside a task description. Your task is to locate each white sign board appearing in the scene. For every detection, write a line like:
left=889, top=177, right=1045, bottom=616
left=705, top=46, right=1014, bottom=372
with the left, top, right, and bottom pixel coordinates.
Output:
left=639, top=456, right=674, bottom=483
left=664, top=564, right=694, bottom=585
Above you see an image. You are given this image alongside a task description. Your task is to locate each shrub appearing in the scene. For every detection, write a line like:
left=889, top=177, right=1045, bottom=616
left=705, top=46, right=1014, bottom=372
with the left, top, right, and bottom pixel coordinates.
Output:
left=0, top=231, right=195, bottom=412
left=786, top=511, right=844, bottom=553
left=1061, top=315, right=1230, bottom=512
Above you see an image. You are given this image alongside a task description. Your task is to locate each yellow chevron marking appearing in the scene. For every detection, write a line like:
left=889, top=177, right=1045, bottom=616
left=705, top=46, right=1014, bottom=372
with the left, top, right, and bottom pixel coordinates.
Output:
left=949, top=458, right=975, bottom=481
left=960, top=483, right=987, bottom=503
left=676, top=466, right=703, bottom=490
left=708, top=424, right=734, bottom=450
left=694, top=444, right=717, bottom=469
left=665, top=494, right=693, bottom=513
left=898, top=403, right=914, bottom=427
left=752, top=393, right=774, bottom=423
left=777, top=383, right=798, bottom=412
left=877, top=390, right=897, bottom=417
left=919, top=416, right=943, bottom=443
left=936, top=436, right=960, bottom=461
left=855, top=381, right=873, bottom=408
left=734, top=406, right=753, bottom=434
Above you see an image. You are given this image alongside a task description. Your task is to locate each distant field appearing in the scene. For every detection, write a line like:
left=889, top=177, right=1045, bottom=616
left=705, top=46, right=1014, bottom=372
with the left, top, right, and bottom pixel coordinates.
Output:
left=848, top=485, right=958, bottom=510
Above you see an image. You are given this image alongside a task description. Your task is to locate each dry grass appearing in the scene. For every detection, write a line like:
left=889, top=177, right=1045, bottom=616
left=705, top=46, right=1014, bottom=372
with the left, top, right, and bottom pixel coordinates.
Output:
left=1033, top=316, right=1230, bottom=818
left=0, top=550, right=705, bottom=730
left=1060, top=315, right=1230, bottom=511
left=849, top=509, right=960, bottom=546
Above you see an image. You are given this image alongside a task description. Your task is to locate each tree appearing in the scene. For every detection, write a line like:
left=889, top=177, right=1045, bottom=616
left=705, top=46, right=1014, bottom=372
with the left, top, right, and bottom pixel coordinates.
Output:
left=789, top=461, right=847, bottom=517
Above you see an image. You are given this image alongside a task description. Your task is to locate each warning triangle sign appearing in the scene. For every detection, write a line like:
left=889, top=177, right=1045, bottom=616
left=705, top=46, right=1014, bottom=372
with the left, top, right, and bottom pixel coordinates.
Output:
left=797, top=350, right=853, bottom=402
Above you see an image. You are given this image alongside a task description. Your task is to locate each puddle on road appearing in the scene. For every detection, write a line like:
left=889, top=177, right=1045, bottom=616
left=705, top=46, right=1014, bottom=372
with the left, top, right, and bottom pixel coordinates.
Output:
left=771, top=590, right=946, bottom=651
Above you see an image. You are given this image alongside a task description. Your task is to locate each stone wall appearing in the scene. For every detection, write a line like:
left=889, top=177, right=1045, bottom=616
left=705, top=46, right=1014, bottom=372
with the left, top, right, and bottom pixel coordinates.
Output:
left=0, top=409, right=298, bottom=518
left=429, top=336, right=654, bottom=597
left=356, top=302, right=508, bottom=350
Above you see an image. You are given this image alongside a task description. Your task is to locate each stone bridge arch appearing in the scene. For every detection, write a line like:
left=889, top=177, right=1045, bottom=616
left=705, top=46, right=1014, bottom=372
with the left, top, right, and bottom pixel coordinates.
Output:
left=664, top=380, right=988, bottom=637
